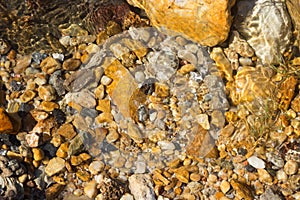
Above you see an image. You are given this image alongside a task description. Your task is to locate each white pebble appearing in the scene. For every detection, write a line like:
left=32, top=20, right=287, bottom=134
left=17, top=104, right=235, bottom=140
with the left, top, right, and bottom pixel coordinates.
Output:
left=101, top=75, right=112, bottom=86
left=247, top=155, right=265, bottom=169
left=52, top=53, right=64, bottom=61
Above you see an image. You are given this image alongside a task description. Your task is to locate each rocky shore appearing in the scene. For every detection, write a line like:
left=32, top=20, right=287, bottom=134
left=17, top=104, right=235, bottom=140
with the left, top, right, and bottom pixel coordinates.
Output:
left=0, top=0, right=300, bottom=199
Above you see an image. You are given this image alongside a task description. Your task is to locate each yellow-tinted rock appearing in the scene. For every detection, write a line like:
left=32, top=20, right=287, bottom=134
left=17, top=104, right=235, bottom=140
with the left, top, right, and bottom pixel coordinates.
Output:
left=127, top=0, right=235, bottom=46
left=20, top=90, right=36, bottom=103
left=174, top=167, right=189, bottom=183
left=0, top=108, right=13, bottom=133
left=40, top=57, right=61, bottom=74
left=96, top=99, right=111, bottom=113
left=210, top=47, right=233, bottom=81
left=104, top=59, right=138, bottom=118
left=277, top=76, right=297, bottom=111
left=40, top=101, right=59, bottom=112
left=32, top=148, right=44, bottom=161
left=56, top=123, right=77, bottom=140
left=230, top=180, right=253, bottom=200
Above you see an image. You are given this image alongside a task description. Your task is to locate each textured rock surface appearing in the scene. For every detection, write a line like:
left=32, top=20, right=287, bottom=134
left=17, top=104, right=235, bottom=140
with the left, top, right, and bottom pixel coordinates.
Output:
left=234, top=0, right=292, bottom=64
left=0, top=108, right=13, bottom=133
left=286, top=0, right=300, bottom=49
left=127, top=0, right=236, bottom=46
left=128, top=174, right=156, bottom=200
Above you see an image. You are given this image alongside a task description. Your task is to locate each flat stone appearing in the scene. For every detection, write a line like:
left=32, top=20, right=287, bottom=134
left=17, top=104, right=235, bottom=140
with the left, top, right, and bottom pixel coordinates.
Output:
left=25, top=133, right=40, bottom=147
left=14, top=54, right=32, bottom=74
left=128, top=174, right=156, bottom=200
left=40, top=56, right=62, bottom=74
left=63, top=58, right=81, bottom=71
left=0, top=108, right=13, bottom=133
left=230, top=180, right=253, bottom=200
left=234, top=0, right=292, bottom=64
left=84, top=180, right=97, bottom=199
left=45, top=157, right=65, bottom=176
left=60, top=24, right=88, bottom=37
left=127, top=0, right=235, bottom=46
left=89, top=161, right=105, bottom=175
left=105, top=59, right=138, bottom=118
left=57, top=123, right=77, bottom=140
left=220, top=180, right=231, bottom=194
left=32, top=148, right=44, bottom=161
left=68, top=134, right=85, bottom=156
left=127, top=121, right=144, bottom=143
left=257, top=169, right=273, bottom=184
left=196, top=114, right=210, bottom=130
left=247, top=156, right=265, bottom=169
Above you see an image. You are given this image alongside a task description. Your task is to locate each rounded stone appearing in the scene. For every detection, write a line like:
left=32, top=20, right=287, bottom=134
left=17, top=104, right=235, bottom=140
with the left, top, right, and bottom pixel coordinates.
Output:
left=62, top=58, right=81, bottom=71
left=100, top=75, right=112, bottom=86
left=89, top=161, right=105, bottom=175
left=45, top=157, right=65, bottom=176
left=220, top=180, right=231, bottom=194
left=20, top=90, right=36, bottom=103
left=38, top=85, right=56, bottom=101
left=40, top=57, right=61, bottom=74
left=284, top=160, right=298, bottom=175
left=32, top=148, right=44, bottom=161
left=84, top=180, right=98, bottom=199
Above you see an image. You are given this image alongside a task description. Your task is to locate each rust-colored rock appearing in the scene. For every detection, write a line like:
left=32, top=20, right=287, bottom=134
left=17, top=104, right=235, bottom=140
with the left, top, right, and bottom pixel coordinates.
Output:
left=127, top=0, right=236, bottom=46
left=277, top=76, right=298, bottom=111
left=0, top=108, right=13, bottom=133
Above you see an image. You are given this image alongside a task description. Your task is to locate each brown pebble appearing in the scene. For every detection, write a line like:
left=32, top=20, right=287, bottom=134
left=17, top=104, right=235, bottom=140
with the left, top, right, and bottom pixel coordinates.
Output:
left=62, top=58, right=81, bottom=71
left=40, top=56, right=61, bottom=74
left=190, top=173, right=201, bottom=182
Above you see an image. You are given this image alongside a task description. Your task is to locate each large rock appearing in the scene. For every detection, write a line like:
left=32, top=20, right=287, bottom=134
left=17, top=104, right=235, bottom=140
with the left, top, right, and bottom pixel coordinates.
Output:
left=126, top=0, right=236, bottom=46
left=128, top=174, right=156, bottom=200
left=234, top=0, right=292, bottom=64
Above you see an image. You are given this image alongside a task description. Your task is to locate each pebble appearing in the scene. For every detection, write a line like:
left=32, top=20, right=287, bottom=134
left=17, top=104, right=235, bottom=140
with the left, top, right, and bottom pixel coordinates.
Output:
left=284, top=160, right=298, bottom=175
left=106, top=129, right=119, bottom=143
left=40, top=101, right=59, bottom=112
left=62, top=58, right=81, bottom=71
left=32, top=148, right=44, bottom=161
left=220, top=180, right=230, bottom=194
left=25, top=133, right=40, bottom=147
left=100, top=75, right=112, bottom=86
left=89, top=160, right=105, bottom=175
left=38, top=85, right=56, bottom=101
left=52, top=53, right=64, bottom=61
left=247, top=155, right=266, bottom=169
left=45, top=157, right=65, bottom=176
left=174, top=167, right=189, bottom=183
left=276, top=169, right=288, bottom=183
left=128, top=174, right=156, bottom=200
left=14, top=54, right=32, bottom=74
left=257, top=169, right=273, bottom=184
left=57, top=123, right=77, bottom=140
left=40, top=56, right=61, bottom=74
left=120, top=193, right=134, bottom=200
left=84, top=180, right=98, bottom=199
left=127, top=122, right=144, bottom=143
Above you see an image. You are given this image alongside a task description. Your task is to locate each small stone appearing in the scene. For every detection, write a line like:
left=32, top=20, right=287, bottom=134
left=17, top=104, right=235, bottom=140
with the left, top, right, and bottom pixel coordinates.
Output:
left=20, top=90, right=36, bottom=103
left=89, top=161, right=105, bottom=175
left=84, top=180, right=98, bottom=199
left=210, top=47, right=232, bottom=81
left=40, top=101, right=59, bottom=112
left=154, top=83, right=169, bottom=98
left=230, top=180, right=253, bottom=200
left=178, top=64, right=196, bottom=75
left=14, top=54, right=32, bottom=74
left=94, top=85, right=105, bottom=100
left=0, top=108, right=13, bottom=133
left=189, top=173, right=201, bottom=182
left=196, top=114, right=210, bottom=130
left=45, top=157, right=65, bottom=176
left=79, top=153, right=91, bottom=162
left=135, top=160, right=146, bottom=174
left=70, top=155, right=83, bottom=166
left=174, top=167, right=189, bottom=183
left=128, top=174, right=156, bottom=200
left=25, top=133, right=40, bottom=147
left=73, top=189, right=83, bottom=196
left=0, top=39, right=11, bottom=54
left=40, top=57, right=61, bottom=74
left=127, top=122, right=144, bottom=143
left=277, top=76, right=297, bottom=111
left=120, top=193, right=134, bottom=200
left=220, top=180, right=231, bottom=194
left=32, top=148, right=44, bottom=161
left=276, top=169, right=288, bottom=183
left=258, top=169, right=273, bottom=184
left=96, top=99, right=111, bottom=113
left=38, top=85, right=56, bottom=101
left=106, top=129, right=119, bottom=143
left=68, top=134, right=84, bottom=156
left=291, top=94, right=300, bottom=112
left=52, top=53, right=64, bottom=61
left=100, top=75, right=112, bottom=86
left=56, top=142, right=69, bottom=158
left=56, top=123, right=77, bottom=140
left=62, top=58, right=81, bottom=71
left=284, top=160, right=298, bottom=175
left=247, top=156, right=266, bottom=169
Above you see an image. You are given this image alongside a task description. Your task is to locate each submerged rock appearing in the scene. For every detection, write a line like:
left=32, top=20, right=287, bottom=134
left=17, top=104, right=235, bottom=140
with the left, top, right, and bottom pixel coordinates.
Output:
left=234, top=0, right=292, bottom=64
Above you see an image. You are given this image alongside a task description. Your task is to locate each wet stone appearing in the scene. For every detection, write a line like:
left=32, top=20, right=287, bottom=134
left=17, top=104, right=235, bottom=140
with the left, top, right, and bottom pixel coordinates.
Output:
left=62, top=58, right=81, bottom=71
left=0, top=108, right=13, bottom=133
left=14, top=54, right=32, bottom=74
left=0, top=39, right=11, bottom=55
left=38, top=85, right=56, bottom=101
left=45, top=157, right=65, bottom=176
left=56, top=123, right=77, bottom=140
left=40, top=56, right=62, bottom=74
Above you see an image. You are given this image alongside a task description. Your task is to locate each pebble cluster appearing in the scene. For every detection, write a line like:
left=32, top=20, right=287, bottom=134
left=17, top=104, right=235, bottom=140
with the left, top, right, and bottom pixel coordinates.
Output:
left=0, top=0, right=299, bottom=200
